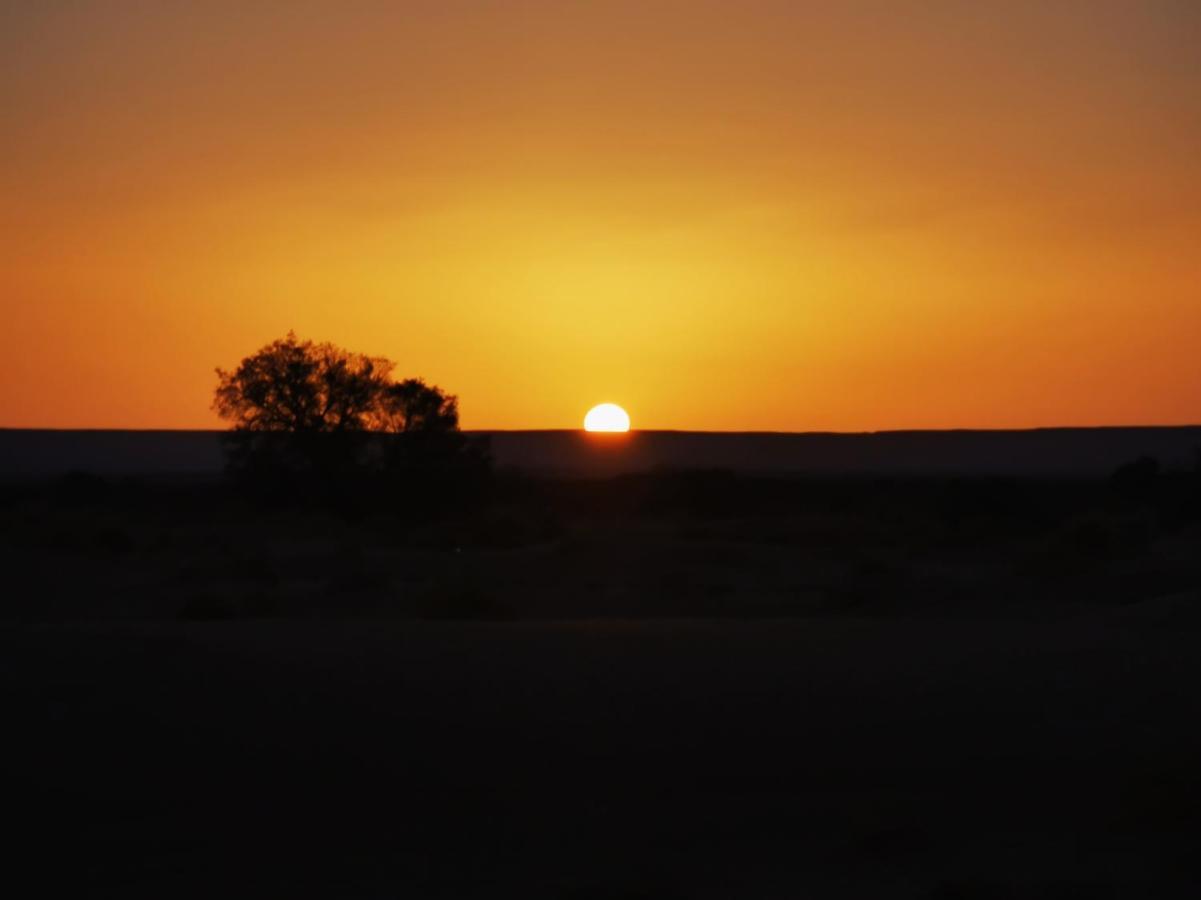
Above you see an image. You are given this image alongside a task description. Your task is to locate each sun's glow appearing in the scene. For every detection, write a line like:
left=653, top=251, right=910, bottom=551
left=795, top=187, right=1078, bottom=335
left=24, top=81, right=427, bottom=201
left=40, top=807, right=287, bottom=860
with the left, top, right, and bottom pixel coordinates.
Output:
left=584, top=403, right=631, bottom=432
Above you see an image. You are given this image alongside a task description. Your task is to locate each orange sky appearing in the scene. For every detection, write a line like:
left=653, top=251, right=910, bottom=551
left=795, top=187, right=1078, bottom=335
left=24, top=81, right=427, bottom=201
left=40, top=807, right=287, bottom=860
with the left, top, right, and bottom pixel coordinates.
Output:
left=2, top=1, right=1199, bottom=430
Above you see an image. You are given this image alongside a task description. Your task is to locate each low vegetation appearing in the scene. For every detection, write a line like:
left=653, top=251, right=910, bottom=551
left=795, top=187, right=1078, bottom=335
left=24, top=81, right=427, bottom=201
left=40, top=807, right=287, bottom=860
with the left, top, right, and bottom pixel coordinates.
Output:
left=2, top=462, right=1199, bottom=623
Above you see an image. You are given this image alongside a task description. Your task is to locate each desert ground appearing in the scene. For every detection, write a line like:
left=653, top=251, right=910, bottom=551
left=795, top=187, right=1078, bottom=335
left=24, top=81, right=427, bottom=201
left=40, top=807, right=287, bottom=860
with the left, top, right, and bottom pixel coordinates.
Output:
left=4, top=431, right=1201, bottom=897
left=7, top=614, right=1201, bottom=898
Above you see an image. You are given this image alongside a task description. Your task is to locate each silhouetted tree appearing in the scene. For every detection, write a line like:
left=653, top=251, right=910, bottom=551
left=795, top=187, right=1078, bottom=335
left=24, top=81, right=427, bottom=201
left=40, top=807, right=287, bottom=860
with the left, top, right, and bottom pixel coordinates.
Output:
left=214, top=333, right=397, bottom=434
left=214, top=333, right=487, bottom=503
left=381, top=378, right=460, bottom=433
left=1110, top=455, right=1160, bottom=495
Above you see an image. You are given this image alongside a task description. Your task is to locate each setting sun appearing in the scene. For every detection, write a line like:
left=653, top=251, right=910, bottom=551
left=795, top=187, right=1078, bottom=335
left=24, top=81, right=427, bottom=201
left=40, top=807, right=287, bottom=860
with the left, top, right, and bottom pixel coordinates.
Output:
left=584, top=404, right=631, bottom=433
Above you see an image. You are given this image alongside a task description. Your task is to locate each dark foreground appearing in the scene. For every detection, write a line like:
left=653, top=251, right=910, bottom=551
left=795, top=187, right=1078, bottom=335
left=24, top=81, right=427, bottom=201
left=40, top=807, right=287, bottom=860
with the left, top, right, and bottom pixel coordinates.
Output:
left=5, top=468, right=1201, bottom=896
left=8, top=617, right=1201, bottom=898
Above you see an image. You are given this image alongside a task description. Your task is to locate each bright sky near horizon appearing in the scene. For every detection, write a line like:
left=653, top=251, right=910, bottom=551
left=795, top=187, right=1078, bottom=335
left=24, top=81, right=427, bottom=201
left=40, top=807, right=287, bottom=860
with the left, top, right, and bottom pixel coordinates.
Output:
left=2, top=1, right=1199, bottom=430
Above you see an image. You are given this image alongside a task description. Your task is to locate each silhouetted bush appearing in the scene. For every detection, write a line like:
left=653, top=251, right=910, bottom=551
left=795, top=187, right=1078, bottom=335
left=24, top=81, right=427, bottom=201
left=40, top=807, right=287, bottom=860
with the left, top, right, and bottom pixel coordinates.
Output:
left=178, top=589, right=276, bottom=621
left=418, top=570, right=509, bottom=619
left=1111, top=455, right=1160, bottom=494
left=1042, top=510, right=1155, bottom=564
left=51, top=471, right=111, bottom=505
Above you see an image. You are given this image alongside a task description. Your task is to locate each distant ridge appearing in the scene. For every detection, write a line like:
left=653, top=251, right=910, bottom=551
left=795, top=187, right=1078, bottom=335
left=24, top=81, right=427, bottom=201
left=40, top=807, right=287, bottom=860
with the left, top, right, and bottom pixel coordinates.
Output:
left=2, top=427, right=1199, bottom=480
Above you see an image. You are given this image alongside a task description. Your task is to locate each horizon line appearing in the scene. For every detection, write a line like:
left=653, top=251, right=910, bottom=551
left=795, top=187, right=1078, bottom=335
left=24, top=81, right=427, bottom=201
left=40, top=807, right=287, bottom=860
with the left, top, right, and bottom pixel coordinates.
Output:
left=3, top=424, right=1200, bottom=436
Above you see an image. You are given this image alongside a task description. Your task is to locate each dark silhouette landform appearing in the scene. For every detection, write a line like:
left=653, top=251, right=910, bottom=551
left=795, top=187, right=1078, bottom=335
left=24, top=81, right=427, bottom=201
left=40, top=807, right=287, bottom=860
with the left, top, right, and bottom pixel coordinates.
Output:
left=3, top=425, right=1200, bottom=479
left=5, top=423, right=1201, bottom=896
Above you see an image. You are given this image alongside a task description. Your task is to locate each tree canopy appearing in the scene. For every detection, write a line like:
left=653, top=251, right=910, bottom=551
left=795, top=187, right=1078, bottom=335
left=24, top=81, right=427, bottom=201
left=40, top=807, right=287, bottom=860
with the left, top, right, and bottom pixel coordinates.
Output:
left=213, top=333, right=458, bottom=435
left=213, top=334, right=483, bottom=496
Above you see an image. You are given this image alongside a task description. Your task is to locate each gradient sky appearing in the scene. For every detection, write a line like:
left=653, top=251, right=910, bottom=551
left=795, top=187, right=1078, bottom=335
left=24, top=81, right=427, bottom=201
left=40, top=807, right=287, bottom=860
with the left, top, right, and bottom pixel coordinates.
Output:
left=3, top=1, right=1199, bottom=430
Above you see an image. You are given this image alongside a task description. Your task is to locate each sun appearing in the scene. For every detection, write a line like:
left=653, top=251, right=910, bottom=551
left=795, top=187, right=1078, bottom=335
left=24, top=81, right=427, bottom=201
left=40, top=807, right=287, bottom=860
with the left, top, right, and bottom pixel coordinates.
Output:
left=583, top=403, right=631, bottom=432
